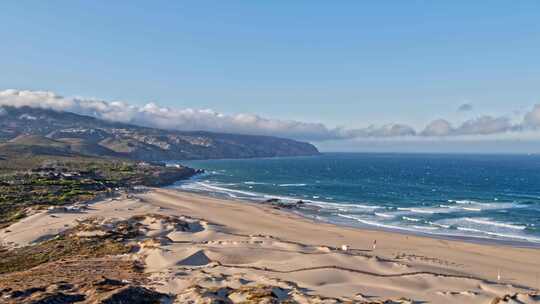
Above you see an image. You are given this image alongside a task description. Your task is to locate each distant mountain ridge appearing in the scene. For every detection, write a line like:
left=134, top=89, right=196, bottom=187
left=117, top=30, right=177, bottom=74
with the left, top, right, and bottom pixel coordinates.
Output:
left=0, top=106, right=320, bottom=160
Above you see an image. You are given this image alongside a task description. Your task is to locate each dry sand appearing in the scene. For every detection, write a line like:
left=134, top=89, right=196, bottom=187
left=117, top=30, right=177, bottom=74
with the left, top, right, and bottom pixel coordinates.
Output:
left=1, top=188, right=540, bottom=303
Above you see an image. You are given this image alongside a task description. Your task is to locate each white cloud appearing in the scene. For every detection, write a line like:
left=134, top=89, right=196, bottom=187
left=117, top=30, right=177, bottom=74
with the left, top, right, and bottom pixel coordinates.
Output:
left=422, top=119, right=453, bottom=136
left=421, top=116, right=521, bottom=137
left=0, top=89, right=74, bottom=110
left=346, top=124, right=416, bottom=138
left=0, top=89, right=539, bottom=142
left=0, top=89, right=344, bottom=141
left=524, top=104, right=540, bottom=128
left=454, top=116, right=514, bottom=135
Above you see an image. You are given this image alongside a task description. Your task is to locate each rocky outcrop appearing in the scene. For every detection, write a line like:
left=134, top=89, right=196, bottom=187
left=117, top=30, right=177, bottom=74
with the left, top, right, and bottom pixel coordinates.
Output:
left=264, top=199, right=307, bottom=210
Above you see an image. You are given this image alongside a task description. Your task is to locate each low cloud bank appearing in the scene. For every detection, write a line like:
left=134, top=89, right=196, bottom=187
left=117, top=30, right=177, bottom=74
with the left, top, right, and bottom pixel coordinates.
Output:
left=421, top=116, right=518, bottom=137
left=1, top=89, right=539, bottom=142
left=524, top=104, right=540, bottom=128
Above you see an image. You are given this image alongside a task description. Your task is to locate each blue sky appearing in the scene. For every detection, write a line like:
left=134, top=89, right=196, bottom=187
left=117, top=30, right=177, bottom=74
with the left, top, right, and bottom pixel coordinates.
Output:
left=1, top=1, right=540, bottom=152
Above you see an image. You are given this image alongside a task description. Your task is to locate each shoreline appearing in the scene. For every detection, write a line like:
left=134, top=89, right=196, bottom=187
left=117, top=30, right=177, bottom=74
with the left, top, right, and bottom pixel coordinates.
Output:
left=170, top=180, right=540, bottom=250
left=2, top=186, right=539, bottom=303
left=150, top=188, right=540, bottom=275
left=305, top=210, right=540, bottom=249
left=179, top=152, right=540, bottom=249
left=144, top=188, right=540, bottom=302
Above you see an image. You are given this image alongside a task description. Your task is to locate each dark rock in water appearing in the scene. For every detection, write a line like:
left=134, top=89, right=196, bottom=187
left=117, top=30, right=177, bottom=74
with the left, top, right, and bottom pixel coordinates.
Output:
left=278, top=203, right=296, bottom=209
left=264, top=199, right=306, bottom=210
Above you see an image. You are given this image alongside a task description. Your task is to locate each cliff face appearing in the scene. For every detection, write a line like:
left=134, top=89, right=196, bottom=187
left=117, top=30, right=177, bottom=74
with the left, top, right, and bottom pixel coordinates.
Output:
left=0, top=106, right=320, bottom=160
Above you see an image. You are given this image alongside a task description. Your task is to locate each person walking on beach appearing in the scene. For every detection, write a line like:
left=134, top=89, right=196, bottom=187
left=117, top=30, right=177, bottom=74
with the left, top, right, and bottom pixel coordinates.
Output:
left=372, top=239, right=377, bottom=250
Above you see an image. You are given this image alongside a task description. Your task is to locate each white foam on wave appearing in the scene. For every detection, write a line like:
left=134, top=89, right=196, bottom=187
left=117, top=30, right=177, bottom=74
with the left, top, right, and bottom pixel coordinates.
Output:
left=428, top=216, right=539, bottom=242
left=402, top=216, right=421, bottom=222
left=397, top=207, right=435, bottom=214
left=197, top=169, right=227, bottom=176
left=189, top=182, right=260, bottom=197
left=464, top=218, right=526, bottom=230
left=340, top=214, right=539, bottom=243
left=310, top=201, right=381, bottom=211
left=427, top=221, right=451, bottom=229
left=413, top=225, right=438, bottom=230
left=336, top=214, right=421, bottom=233
left=278, top=183, right=307, bottom=187
left=394, top=205, right=478, bottom=215
left=455, top=227, right=540, bottom=242
left=449, top=199, right=517, bottom=209
left=336, top=214, right=451, bottom=234
left=442, top=200, right=521, bottom=212
left=374, top=212, right=395, bottom=218
left=452, top=199, right=484, bottom=205
left=244, top=181, right=269, bottom=185
left=218, top=185, right=386, bottom=212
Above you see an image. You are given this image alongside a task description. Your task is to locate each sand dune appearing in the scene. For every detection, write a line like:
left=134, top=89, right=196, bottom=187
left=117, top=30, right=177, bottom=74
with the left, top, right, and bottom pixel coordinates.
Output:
left=1, top=188, right=539, bottom=303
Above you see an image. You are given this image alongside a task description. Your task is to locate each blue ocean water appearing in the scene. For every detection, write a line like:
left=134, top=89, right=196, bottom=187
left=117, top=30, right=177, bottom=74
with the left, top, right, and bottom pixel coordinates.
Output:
left=173, top=153, right=540, bottom=245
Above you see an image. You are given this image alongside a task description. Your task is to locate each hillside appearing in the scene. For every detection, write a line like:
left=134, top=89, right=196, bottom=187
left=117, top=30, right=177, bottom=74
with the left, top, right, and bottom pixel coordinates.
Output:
left=0, top=106, right=320, bottom=161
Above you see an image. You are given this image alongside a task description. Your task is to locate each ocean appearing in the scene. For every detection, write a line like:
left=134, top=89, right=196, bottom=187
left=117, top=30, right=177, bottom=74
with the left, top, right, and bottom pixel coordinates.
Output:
left=171, top=153, right=540, bottom=245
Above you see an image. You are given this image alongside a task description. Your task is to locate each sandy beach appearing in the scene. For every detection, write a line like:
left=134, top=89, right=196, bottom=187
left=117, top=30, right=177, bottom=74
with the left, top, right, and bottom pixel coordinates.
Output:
left=2, top=187, right=540, bottom=303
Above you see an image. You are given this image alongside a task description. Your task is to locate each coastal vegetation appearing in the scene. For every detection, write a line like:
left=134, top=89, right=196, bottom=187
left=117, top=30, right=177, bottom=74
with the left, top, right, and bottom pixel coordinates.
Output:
left=0, top=217, right=133, bottom=275
left=0, top=136, right=197, bottom=228
left=0, top=216, right=168, bottom=303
